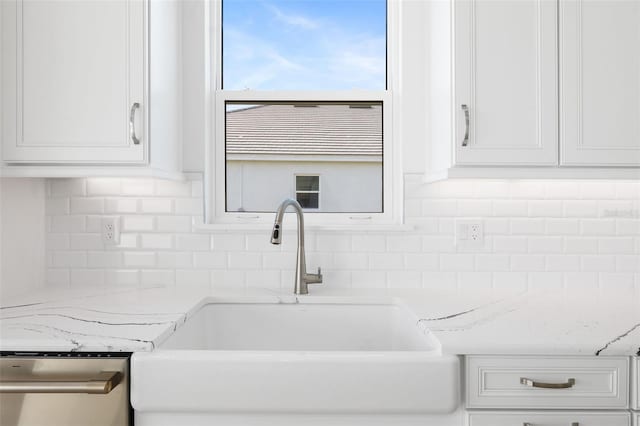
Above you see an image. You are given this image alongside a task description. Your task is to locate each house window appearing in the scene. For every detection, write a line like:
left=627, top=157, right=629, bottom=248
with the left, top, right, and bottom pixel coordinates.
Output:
left=207, top=0, right=400, bottom=226
left=295, top=175, right=320, bottom=209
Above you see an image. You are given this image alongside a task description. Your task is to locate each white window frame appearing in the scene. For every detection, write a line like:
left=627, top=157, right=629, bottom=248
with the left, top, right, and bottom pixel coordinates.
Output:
left=204, top=0, right=402, bottom=228
left=295, top=174, right=321, bottom=210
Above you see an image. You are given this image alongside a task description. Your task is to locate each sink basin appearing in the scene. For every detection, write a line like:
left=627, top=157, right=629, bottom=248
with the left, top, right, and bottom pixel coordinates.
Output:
left=131, top=298, right=459, bottom=419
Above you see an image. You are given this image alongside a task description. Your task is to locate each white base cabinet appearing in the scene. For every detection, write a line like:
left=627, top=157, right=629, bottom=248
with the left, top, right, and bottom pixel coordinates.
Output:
left=465, top=356, right=634, bottom=426
left=1, top=0, right=182, bottom=177
left=468, top=411, right=631, bottom=426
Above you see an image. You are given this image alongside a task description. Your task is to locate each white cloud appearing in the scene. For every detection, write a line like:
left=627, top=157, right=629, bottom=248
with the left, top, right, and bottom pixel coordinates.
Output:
left=266, top=3, right=319, bottom=30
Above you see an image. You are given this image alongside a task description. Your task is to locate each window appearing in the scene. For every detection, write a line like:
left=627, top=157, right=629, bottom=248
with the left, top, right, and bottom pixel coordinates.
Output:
left=207, top=0, right=401, bottom=226
left=295, top=175, right=320, bottom=209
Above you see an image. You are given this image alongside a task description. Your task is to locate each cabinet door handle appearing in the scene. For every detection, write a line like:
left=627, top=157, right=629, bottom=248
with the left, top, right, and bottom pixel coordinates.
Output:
left=461, top=104, right=469, bottom=146
left=520, top=377, right=576, bottom=389
left=129, top=102, right=141, bottom=145
left=524, top=423, right=578, bottom=426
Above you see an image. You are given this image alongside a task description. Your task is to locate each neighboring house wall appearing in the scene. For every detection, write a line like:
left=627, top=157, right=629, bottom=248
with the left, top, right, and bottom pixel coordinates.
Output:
left=226, top=160, right=383, bottom=213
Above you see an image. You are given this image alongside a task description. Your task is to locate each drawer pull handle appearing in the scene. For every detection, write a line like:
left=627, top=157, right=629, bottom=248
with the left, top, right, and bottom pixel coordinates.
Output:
left=524, top=423, right=579, bottom=426
left=130, top=102, right=141, bottom=145
left=461, top=104, right=469, bottom=146
left=520, top=377, right=576, bottom=389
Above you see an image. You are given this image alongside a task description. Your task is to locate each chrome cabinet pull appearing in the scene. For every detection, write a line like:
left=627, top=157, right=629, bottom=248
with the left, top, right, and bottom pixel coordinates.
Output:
left=0, top=371, right=122, bottom=394
left=523, top=423, right=578, bottom=426
left=520, top=377, right=576, bottom=389
left=129, top=102, right=141, bottom=145
left=461, top=104, right=469, bottom=146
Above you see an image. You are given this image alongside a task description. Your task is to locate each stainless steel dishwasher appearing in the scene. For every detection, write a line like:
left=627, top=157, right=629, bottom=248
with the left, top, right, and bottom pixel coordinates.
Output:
left=0, top=352, right=131, bottom=426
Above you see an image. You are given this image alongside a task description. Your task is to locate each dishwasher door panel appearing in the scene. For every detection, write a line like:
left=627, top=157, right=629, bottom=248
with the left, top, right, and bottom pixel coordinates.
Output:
left=0, top=356, right=130, bottom=426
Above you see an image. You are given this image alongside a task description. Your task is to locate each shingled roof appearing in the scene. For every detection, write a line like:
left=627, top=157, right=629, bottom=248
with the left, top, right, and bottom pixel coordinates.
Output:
left=225, top=103, right=382, bottom=156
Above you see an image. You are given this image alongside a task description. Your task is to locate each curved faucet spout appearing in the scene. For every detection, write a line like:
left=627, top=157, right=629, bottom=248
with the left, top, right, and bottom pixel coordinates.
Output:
left=270, top=198, right=322, bottom=295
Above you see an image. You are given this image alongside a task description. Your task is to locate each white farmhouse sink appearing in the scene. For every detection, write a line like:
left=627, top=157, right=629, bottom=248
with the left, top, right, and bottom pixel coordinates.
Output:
left=131, top=298, right=459, bottom=420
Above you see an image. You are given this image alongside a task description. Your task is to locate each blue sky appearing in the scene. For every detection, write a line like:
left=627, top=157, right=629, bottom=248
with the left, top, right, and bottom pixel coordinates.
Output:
left=223, top=0, right=386, bottom=90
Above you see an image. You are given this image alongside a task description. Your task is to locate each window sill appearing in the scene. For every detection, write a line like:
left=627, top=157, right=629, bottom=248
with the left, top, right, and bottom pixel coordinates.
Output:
left=193, top=222, right=415, bottom=233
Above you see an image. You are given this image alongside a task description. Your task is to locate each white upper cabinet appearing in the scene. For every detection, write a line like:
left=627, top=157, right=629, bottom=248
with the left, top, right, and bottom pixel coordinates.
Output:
left=560, top=0, right=640, bottom=166
left=2, top=0, right=145, bottom=163
left=454, top=0, right=558, bottom=166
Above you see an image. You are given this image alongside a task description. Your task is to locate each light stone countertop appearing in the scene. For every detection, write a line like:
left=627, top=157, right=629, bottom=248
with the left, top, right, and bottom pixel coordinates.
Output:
left=0, top=284, right=638, bottom=356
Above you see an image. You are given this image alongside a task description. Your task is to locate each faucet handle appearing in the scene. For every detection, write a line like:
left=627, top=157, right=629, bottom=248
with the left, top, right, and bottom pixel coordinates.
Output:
left=305, top=267, right=323, bottom=285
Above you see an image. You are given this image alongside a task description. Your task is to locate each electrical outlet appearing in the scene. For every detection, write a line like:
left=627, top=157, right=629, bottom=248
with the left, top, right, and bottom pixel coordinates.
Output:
left=101, top=216, right=121, bottom=246
left=455, top=219, right=484, bottom=247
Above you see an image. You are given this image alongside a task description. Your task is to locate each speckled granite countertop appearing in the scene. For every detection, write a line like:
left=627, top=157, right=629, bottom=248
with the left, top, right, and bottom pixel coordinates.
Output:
left=1, top=285, right=638, bottom=356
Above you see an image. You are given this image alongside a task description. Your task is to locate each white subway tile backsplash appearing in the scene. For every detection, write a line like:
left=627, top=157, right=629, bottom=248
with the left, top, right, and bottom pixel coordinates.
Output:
left=246, top=270, right=281, bottom=289
left=563, top=200, right=598, bottom=218
left=597, top=237, right=635, bottom=254
left=50, top=216, right=85, bottom=233
left=122, top=216, right=155, bottom=231
left=528, top=200, right=563, bottom=218
left=87, top=178, right=121, bottom=196
left=615, top=255, right=640, bottom=272
left=175, top=234, right=210, bottom=251
left=564, top=272, right=598, bottom=289
left=369, top=253, right=404, bottom=270
left=510, top=218, right=545, bottom=235
left=43, top=176, right=636, bottom=291
left=228, top=252, right=262, bottom=269
left=545, top=255, right=581, bottom=272
left=386, top=235, right=421, bottom=252
left=87, top=251, right=122, bottom=268
left=176, top=269, right=210, bottom=286
left=404, top=253, right=439, bottom=271
left=105, top=198, right=138, bottom=214
left=493, top=236, right=527, bottom=253
left=598, top=272, right=635, bottom=289
left=140, top=234, right=174, bottom=250
left=457, top=200, right=492, bottom=216
left=105, top=270, right=139, bottom=286
left=141, top=270, right=175, bottom=287
left=581, top=219, right=616, bottom=235
left=474, top=254, right=510, bottom=271
left=510, top=255, right=545, bottom=271
left=581, top=255, right=616, bottom=272
left=46, top=198, right=70, bottom=215
left=140, top=199, right=173, bottom=214
left=123, top=252, right=156, bottom=268
left=212, top=234, right=246, bottom=251
left=351, top=270, right=386, bottom=288
left=492, top=200, right=528, bottom=217
left=440, top=254, right=474, bottom=271
left=70, top=269, right=105, bottom=286
left=155, top=180, right=192, bottom=197
left=387, top=270, right=422, bottom=288
left=527, top=237, right=563, bottom=253
left=121, top=179, right=155, bottom=196
left=50, top=179, right=86, bottom=197
left=52, top=251, right=87, bottom=268
left=157, top=216, right=192, bottom=232
left=69, top=234, right=102, bottom=250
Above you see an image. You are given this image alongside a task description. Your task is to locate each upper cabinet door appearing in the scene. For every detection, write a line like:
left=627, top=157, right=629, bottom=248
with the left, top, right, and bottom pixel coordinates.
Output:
left=455, top=0, right=558, bottom=166
left=560, top=0, right=640, bottom=166
left=1, top=0, right=145, bottom=163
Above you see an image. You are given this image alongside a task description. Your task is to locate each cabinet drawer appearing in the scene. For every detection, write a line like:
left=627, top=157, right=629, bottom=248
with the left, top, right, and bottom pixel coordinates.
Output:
left=466, top=356, right=629, bottom=409
left=633, top=358, right=639, bottom=410
left=468, top=411, right=631, bottom=426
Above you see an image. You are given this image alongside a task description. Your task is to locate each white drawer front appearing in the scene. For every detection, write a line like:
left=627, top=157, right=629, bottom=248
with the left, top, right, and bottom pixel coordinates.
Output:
left=468, top=411, right=631, bottom=426
left=466, top=356, right=629, bottom=409
left=633, top=358, right=639, bottom=410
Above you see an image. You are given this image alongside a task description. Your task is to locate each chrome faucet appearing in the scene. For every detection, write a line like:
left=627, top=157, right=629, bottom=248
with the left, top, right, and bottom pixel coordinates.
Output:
left=270, top=198, right=322, bottom=295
